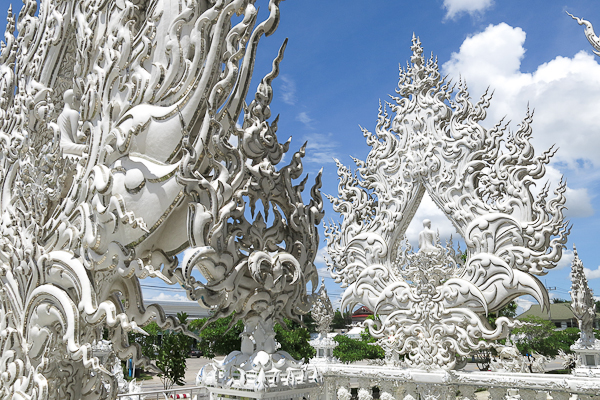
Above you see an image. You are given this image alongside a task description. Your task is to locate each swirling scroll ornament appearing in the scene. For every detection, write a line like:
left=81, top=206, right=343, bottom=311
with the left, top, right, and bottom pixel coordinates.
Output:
left=569, top=247, right=598, bottom=348
left=0, top=1, right=322, bottom=399
left=325, top=36, right=569, bottom=370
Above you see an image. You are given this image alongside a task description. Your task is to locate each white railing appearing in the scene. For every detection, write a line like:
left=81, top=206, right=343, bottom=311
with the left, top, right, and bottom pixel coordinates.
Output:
left=119, top=365, right=600, bottom=400
left=116, top=385, right=208, bottom=400
left=319, top=363, right=600, bottom=400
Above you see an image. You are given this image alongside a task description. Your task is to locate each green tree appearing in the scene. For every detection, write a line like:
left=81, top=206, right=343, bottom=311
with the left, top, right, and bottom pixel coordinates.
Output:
left=487, top=301, right=517, bottom=328
left=275, top=318, right=316, bottom=361
left=154, top=312, right=192, bottom=390
left=333, top=335, right=384, bottom=363
left=177, top=312, right=189, bottom=324
left=188, top=316, right=315, bottom=360
left=552, top=298, right=569, bottom=304
left=188, top=315, right=244, bottom=358
left=512, top=315, right=579, bottom=357
left=331, top=309, right=352, bottom=330
left=156, top=330, right=189, bottom=389
left=302, top=312, right=317, bottom=333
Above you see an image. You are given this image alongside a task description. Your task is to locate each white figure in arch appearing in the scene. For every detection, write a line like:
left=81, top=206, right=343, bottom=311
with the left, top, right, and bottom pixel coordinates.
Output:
left=418, top=219, right=438, bottom=253
left=58, top=89, right=86, bottom=157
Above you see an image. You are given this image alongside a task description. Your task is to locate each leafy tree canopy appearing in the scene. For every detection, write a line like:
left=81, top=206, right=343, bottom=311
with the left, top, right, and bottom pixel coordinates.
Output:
left=513, top=316, right=579, bottom=357
left=129, top=313, right=191, bottom=389
left=331, top=309, right=352, bottom=330
left=275, top=318, right=315, bottom=361
left=333, top=335, right=384, bottom=363
left=188, top=315, right=243, bottom=358
left=487, top=301, right=517, bottom=328
left=187, top=315, right=315, bottom=361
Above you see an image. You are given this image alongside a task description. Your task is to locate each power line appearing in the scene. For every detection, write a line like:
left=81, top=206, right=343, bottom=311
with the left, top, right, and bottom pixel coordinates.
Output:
left=140, top=284, right=188, bottom=292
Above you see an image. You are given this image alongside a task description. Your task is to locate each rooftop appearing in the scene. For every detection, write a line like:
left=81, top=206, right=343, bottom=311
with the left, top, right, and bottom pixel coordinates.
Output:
left=517, top=302, right=600, bottom=321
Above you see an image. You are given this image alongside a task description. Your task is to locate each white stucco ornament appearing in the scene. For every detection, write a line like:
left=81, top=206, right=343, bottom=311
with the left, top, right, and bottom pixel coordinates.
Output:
left=325, top=35, right=569, bottom=370
left=0, top=1, right=323, bottom=399
left=568, top=246, right=600, bottom=375
left=309, top=279, right=338, bottom=363
left=312, top=278, right=335, bottom=335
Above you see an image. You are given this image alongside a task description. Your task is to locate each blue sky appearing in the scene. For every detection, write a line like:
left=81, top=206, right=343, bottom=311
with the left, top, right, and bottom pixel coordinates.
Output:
left=255, top=0, right=600, bottom=314
left=2, top=0, right=600, bottom=315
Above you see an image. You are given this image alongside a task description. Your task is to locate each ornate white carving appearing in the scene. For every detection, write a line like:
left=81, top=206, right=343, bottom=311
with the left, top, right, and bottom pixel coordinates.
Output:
left=570, top=246, right=598, bottom=348
left=309, top=279, right=338, bottom=363
left=488, top=338, right=547, bottom=373
left=322, top=363, right=600, bottom=399
left=313, top=278, right=335, bottom=335
left=563, top=8, right=600, bottom=381
left=567, top=246, right=600, bottom=376
left=325, top=35, right=568, bottom=370
left=0, top=1, right=323, bottom=399
left=337, top=386, right=352, bottom=400
left=358, top=388, right=373, bottom=400
left=568, top=12, right=600, bottom=55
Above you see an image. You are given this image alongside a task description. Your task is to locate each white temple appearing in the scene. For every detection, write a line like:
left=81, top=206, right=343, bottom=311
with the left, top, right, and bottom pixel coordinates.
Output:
left=0, top=1, right=599, bottom=399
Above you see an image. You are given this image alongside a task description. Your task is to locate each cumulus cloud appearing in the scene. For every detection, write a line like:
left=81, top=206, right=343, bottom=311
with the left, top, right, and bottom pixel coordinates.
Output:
left=443, top=0, right=493, bottom=20
left=584, top=266, right=600, bottom=280
left=404, top=192, right=462, bottom=248
left=314, top=247, right=332, bottom=278
left=514, top=296, right=535, bottom=315
left=304, top=132, right=340, bottom=164
left=556, top=248, right=575, bottom=270
left=145, top=292, right=193, bottom=303
left=543, top=166, right=594, bottom=219
left=442, top=23, right=600, bottom=171
left=279, top=75, right=296, bottom=105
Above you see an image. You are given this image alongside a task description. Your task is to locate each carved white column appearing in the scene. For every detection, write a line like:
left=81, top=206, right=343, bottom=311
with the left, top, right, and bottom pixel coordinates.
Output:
left=519, top=388, right=536, bottom=400
left=568, top=246, right=600, bottom=377
left=417, top=384, right=450, bottom=400
left=399, top=383, right=418, bottom=400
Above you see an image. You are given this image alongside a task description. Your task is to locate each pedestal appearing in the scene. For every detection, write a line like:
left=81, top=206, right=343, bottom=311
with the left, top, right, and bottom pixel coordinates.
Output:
left=206, top=383, right=321, bottom=400
left=571, top=339, right=600, bottom=377
left=309, top=334, right=338, bottom=365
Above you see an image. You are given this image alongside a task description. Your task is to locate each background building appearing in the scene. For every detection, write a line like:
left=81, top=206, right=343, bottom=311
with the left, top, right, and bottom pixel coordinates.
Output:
left=517, top=302, right=600, bottom=330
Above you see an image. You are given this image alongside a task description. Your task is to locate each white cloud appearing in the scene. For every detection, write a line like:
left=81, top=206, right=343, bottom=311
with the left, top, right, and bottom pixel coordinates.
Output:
left=304, top=132, right=339, bottom=164
left=515, top=296, right=535, bottom=315
left=584, top=266, right=600, bottom=280
left=145, top=292, right=193, bottom=303
left=543, top=166, right=594, bottom=219
left=442, top=23, right=600, bottom=172
left=556, top=248, right=575, bottom=270
left=404, top=192, right=462, bottom=248
left=564, top=186, right=595, bottom=218
left=296, top=111, right=312, bottom=126
left=279, top=75, right=296, bottom=105
left=314, top=246, right=332, bottom=278
left=443, top=0, right=493, bottom=20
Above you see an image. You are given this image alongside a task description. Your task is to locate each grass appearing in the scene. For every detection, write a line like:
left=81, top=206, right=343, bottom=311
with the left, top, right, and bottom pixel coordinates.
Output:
left=545, top=369, right=571, bottom=374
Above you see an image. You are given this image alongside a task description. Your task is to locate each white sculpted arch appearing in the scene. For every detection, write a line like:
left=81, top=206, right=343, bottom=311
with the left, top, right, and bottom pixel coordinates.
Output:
left=0, top=1, right=323, bottom=399
left=325, top=36, right=569, bottom=370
